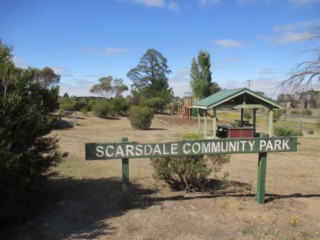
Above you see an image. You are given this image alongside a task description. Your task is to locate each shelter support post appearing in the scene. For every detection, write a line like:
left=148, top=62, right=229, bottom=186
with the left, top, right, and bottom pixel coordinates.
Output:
left=240, top=108, right=244, bottom=126
left=204, top=110, right=208, bottom=139
left=253, top=109, right=257, bottom=136
left=212, top=108, right=217, bottom=138
left=268, top=108, right=273, bottom=137
left=198, top=110, right=201, bottom=133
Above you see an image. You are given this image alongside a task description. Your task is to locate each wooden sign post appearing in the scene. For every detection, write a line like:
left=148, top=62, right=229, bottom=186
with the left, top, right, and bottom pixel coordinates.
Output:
left=85, top=136, right=297, bottom=206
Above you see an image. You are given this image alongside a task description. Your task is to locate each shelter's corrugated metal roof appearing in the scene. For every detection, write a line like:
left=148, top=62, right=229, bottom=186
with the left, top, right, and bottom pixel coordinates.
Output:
left=192, top=88, right=283, bottom=109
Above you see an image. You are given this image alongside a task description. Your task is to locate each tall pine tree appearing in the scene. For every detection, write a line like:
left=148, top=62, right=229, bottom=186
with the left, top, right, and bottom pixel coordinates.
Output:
left=127, top=49, right=172, bottom=102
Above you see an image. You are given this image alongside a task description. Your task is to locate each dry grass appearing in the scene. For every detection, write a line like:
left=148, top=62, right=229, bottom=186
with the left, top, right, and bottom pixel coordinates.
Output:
left=2, top=113, right=320, bottom=240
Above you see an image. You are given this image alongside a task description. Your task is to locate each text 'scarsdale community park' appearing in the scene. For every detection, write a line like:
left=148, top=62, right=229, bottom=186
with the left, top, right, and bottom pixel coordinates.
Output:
left=85, top=137, right=297, bottom=160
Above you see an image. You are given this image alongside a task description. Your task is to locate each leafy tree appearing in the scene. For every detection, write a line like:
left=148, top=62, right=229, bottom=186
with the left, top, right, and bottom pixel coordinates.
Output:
left=90, top=76, right=128, bottom=98
left=146, top=97, right=166, bottom=113
left=0, top=41, right=61, bottom=221
left=190, top=50, right=220, bottom=99
left=127, top=49, right=172, bottom=101
left=33, top=66, right=60, bottom=88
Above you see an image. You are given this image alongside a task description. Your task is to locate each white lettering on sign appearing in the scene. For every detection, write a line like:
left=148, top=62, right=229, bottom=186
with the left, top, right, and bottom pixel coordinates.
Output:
left=259, top=139, right=291, bottom=152
left=171, top=143, right=178, bottom=154
left=106, top=146, right=114, bottom=157
left=183, top=143, right=191, bottom=154
left=88, top=138, right=296, bottom=160
left=96, top=145, right=104, bottom=158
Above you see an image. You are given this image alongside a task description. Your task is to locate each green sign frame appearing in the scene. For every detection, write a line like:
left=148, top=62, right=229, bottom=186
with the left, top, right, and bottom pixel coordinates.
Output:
left=85, top=136, right=298, bottom=206
left=85, top=137, right=297, bottom=160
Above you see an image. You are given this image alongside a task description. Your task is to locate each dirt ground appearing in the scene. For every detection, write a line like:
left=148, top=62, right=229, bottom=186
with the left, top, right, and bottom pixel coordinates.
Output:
left=2, top=114, right=320, bottom=240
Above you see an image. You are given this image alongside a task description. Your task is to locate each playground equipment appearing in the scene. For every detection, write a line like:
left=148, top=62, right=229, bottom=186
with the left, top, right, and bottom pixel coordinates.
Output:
left=178, top=92, right=197, bottom=120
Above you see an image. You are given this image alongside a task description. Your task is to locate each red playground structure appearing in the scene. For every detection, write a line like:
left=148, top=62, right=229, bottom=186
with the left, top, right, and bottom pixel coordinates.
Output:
left=178, top=92, right=196, bottom=120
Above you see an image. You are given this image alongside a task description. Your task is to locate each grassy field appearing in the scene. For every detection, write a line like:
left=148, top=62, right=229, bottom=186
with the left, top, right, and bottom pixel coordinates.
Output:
left=2, top=113, right=320, bottom=240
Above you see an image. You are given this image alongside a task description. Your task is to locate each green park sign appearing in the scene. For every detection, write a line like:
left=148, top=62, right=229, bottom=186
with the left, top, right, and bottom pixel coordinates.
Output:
left=85, top=136, right=297, bottom=206
left=85, top=137, right=297, bottom=160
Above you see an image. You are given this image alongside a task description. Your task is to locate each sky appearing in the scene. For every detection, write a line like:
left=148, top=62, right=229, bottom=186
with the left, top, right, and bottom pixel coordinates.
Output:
left=1, top=0, right=319, bottom=99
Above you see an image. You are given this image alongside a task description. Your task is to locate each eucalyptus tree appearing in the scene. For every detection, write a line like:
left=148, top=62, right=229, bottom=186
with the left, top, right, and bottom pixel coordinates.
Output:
left=90, top=76, right=128, bottom=98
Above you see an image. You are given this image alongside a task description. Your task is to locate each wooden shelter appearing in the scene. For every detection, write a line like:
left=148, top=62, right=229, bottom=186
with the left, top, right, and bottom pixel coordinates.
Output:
left=192, top=88, right=283, bottom=139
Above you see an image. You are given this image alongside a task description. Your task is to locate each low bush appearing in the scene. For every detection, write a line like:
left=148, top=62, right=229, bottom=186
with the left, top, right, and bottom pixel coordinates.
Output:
left=290, top=110, right=300, bottom=115
left=146, top=97, right=166, bottom=113
left=301, top=108, right=312, bottom=116
left=92, top=100, right=114, bottom=118
left=274, top=126, right=303, bottom=137
left=151, top=153, right=230, bottom=192
left=315, top=119, right=320, bottom=129
left=273, top=109, right=286, bottom=122
left=111, top=98, right=130, bottom=116
left=128, top=106, right=154, bottom=130
left=150, top=134, right=230, bottom=192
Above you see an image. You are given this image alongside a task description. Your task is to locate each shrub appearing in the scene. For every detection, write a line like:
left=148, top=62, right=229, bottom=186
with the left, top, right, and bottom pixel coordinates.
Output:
left=92, top=100, right=114, bottom=118
left=146, top=97, right=166, bottom=113
left=151, top=153, right=230, bottom=192
left=0, top=42, right=61, bottom=221
left=182, top=133, right=202, bottom=140
left=128, top=106, right=154, bottom=130
left=301, top=108, right=312, bottom=116
left=316, top=119, right=320, bottom=129
left=273, top=109, right=285, bottom=122
left=59, top=97, right=76, bottom=111
left=111, top=97, right=130, bottom=116
left=150, top=134, right=230, bottom=192
left=274, top=126, right=303, bottom=137
left=291, top=109, right=300, bottom=115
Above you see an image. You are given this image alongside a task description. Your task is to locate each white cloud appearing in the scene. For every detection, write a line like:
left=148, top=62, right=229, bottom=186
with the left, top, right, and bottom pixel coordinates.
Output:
left=119, top=0, right=180, bottom=11
left=86, top=47, right=129, bottom=55
left=258, top=31, right=313, bottom=44
left=212, top=39, right=243, bottom=47
left=273, top=20, right=315, bottom=32
left=60, top=78, right=97, bottom=97
left=213, top=57, right=244, bottom=70
left=258, top=19, right=320, bottom=44
left=12, top=56, right=29, bottom=68
left=177, top=68, right=190, bottom=76
left=103, top=47, right=129, bottom=55
left=199, top=0, right=222, bottom=7
left=52, top=66, right=73, bottom=77
left=236, top=0, right=272, bottom=5
left=124, top=0, right=165, bottom=7
left=169, top=68, right=192, bottom=97
left=288, top=0, right=320, bottom=6
left=221, top=57, right=243, bottom=65
left=168, top=1, right=180, bottom=12
left=260, top=68, right=282, bottom=75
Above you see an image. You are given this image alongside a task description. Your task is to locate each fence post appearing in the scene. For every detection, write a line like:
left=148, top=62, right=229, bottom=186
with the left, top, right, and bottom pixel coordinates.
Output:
left=121, top=137, right=130, bottom=208
left=256, top=134, right=268, bottom=204
left=73, top=112, right=77, bottom=126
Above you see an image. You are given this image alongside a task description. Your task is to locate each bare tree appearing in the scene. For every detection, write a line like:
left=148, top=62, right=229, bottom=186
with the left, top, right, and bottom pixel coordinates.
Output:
left=280, top=26, right=320, bottom=93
